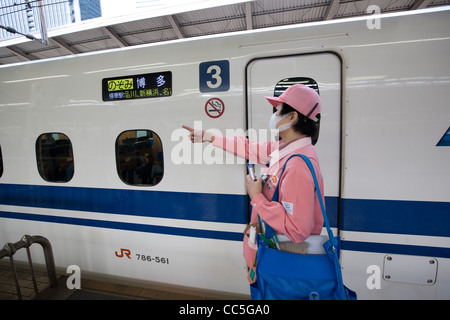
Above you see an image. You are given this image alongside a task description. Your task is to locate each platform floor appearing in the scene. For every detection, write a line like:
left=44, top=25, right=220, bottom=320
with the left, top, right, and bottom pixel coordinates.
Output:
left=0, top=264, right=50, bottom=300
left=65, top=279, right=215, bottom=300
left=0, top=265, right=218, bottom=300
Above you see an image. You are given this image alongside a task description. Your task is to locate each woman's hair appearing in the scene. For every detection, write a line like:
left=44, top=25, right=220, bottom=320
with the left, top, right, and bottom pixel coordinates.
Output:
left=279, top=102, right=320, bottom=138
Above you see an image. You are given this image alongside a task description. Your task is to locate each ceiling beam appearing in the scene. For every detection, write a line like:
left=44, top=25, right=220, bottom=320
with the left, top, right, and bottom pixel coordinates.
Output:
left=245, top=2, right=253, bottom=30
left=324, top=0, right=340, bottom=20
left=411, top=0, right=432, bottom=10
left=6, top=46, right=34, bottom=61
left=167, top=15, right=185, bottom=39
left=103, top=26, right=129, bottom=47
left=50, top=37, right=79, bottom=54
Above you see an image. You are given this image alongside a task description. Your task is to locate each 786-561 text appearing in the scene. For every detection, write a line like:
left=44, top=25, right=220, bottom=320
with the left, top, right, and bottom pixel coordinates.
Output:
left=136, top=254, right=169, bottom=264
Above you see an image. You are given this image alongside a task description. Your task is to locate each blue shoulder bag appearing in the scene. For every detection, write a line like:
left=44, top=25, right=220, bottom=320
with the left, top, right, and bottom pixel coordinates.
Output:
left=250, top=154, right=357, bottom=300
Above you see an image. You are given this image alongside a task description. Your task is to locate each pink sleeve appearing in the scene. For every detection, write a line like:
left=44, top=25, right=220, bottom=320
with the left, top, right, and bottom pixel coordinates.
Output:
left=250, top=158, right=316, bottom=243
left=212, top=135, right=276, bottom=165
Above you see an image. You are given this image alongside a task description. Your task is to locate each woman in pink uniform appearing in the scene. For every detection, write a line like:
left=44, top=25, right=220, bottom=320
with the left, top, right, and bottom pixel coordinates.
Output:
left=184, top=84, right=325, bottom=268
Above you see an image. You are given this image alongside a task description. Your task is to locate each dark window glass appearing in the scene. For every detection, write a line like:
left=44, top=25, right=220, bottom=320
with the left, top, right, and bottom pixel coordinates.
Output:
left=274, top=77, right=321, bottom=145
left=36, top=133, right=74, bottom=182
left=116, top=130, right=164, bottom=186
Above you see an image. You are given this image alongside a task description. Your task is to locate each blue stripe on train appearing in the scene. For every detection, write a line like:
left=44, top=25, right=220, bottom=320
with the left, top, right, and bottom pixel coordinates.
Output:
left=1, top=184, right=449, bottom=253
left=2, top=211, right=448, bottom=258
left=340, top=198, right=450, bottom=258
left=0, top=183, right=339, bottom=227
left=340, top=198, right=450, bottom=238
left=0, top=183, right=248, bottom=224
left=0, top=210, right=243, bottom=241
left=341, top=241, right=450, bottom=259
left=0, top=183, right=337, bottom=242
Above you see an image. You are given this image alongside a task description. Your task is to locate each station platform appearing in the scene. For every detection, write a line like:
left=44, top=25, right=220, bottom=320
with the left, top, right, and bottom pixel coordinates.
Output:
left=0, top=264, right=221, bottom=300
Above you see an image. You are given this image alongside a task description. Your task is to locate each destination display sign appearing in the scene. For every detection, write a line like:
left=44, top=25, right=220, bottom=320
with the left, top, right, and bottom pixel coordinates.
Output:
left=102, top=71, right=172, bottom=101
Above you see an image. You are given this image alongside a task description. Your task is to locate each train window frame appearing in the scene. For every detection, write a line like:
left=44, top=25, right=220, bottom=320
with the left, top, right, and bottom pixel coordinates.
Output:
left=0, top=145, right=3, bottom=178
left=36, top=133, right=74, bottom=183
left=115, top=129, right=164, bottom=187
left=274, top=77, right=321, bottom=145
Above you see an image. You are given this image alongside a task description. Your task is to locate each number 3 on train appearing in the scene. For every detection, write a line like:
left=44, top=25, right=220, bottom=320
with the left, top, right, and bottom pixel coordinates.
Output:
left=199, top=60, right=230, bottom=93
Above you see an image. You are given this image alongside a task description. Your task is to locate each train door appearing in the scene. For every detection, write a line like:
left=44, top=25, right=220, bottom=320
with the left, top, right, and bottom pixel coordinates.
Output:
left=246, top=52, right=342, bottom=234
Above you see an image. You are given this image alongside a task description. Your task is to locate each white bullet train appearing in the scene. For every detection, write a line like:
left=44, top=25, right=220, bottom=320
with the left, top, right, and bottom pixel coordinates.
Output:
left=0, top=6, right=449, bottom=300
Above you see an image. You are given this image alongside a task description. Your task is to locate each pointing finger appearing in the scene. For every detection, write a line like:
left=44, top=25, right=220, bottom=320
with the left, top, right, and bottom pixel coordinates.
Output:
left=182, top=125, right=194, bottom=132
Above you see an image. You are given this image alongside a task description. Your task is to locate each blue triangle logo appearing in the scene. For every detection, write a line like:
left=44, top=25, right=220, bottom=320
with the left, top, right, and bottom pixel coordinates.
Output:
left=437, top=127, right=450, bottom=146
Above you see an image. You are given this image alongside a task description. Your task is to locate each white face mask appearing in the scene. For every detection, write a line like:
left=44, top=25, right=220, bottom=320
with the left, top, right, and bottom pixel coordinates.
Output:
left=269, top=112, right=294, bottom=132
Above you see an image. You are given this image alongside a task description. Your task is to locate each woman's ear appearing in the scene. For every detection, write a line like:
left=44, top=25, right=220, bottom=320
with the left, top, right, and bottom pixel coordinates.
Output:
left=290, top=111, right=298, bottom=122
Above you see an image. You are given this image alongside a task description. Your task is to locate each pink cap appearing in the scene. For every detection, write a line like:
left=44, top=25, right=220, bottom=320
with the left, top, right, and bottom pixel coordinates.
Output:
left=265, top=84, right=321, bottom=120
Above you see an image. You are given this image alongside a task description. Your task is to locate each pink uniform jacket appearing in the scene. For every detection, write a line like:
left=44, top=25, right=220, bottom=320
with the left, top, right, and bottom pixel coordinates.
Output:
left=212, top=135, right=325, bottom=268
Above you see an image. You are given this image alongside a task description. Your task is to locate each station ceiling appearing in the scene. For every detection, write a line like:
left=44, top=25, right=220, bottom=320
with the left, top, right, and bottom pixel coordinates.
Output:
left=0, top=0, right=449, bottom=65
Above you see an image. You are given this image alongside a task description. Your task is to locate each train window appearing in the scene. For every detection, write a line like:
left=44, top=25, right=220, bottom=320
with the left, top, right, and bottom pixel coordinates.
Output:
left=116, top=130, right=164, bottom=186
left=0, top=145, right=3, bottom=178
left=274, top=77, right=321, bottom=145
left=36, top=133, right=74, bottom=183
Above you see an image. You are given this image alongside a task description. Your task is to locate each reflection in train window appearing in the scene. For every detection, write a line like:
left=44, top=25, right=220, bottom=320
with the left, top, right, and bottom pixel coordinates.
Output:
left=116, top=130, right=164, bottom=186
left=274, top=77, right=319, bottom=97
left=274, top=77, right=321, bottom=145
left=0, top=145, right=3, bottom=178
left=36, top=133, right=74, bottom=182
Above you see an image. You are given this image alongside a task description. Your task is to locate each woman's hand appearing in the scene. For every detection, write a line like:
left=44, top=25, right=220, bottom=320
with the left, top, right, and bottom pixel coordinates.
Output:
left=182, top=125, right=215, bottom=143
left=246, top=175, right=262, bottom=200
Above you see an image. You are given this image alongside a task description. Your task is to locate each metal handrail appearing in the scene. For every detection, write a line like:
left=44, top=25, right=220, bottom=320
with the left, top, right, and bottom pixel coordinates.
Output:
left=0, top=235, right=58, bottom=300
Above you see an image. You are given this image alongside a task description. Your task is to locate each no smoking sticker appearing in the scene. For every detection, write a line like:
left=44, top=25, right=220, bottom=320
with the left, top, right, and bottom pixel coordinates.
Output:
left=205, top=98, right=225, bottom=118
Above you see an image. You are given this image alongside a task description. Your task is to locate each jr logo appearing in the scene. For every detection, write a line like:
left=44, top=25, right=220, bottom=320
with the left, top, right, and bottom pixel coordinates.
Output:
left=115, top=248, right=131, bottom=259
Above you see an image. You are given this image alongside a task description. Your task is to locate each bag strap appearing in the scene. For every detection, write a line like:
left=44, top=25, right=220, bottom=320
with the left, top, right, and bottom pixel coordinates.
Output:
left=265, top=154, right=338, bottom=250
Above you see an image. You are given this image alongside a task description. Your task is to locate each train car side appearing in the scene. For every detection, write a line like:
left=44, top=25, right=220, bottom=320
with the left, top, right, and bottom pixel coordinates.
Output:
left=0, top=7, right=449, bottom=299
